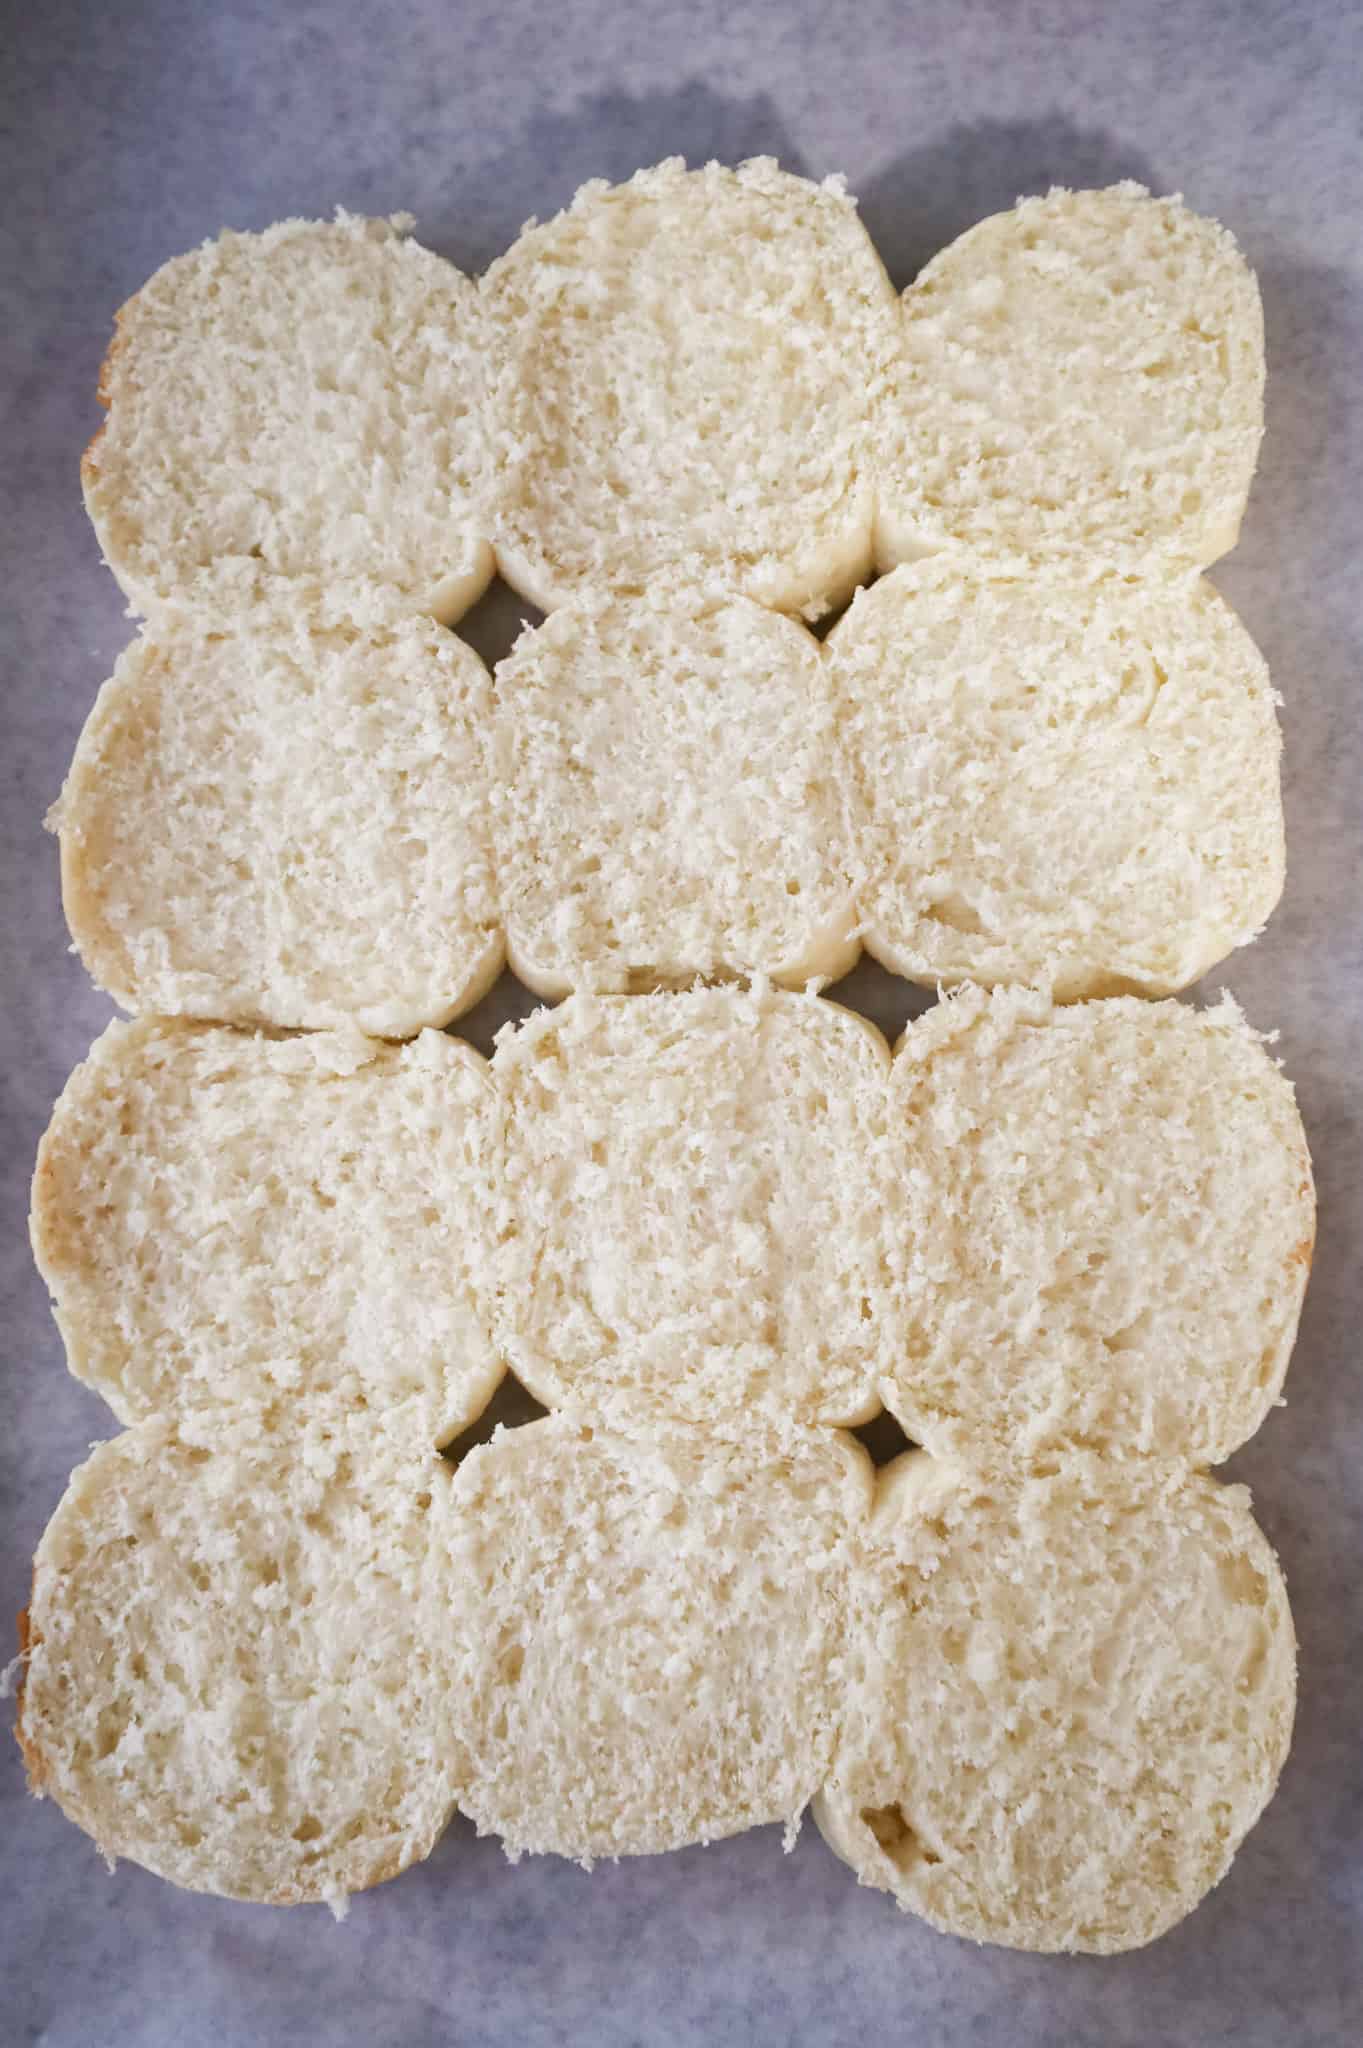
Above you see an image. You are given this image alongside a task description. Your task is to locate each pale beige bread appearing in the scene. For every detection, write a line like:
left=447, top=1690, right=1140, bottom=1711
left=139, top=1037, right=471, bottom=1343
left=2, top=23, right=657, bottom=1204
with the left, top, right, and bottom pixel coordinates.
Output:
left=481, top=158, right=899, bottom=614
left=816, top=1454, right=1296, bottom=1954
left=494, top=987, right=892, bottom=1432
left=30, top=1018, right=503, bottom=1449
left=52, top=596, right=502, bottom=1034
left=883, top=987, right=1314, bottom=1467
left=875, top=184, right=1264, bottom=574
left=17, top=1419, right=461, bottom=1912
left=833, top=563, right=1284, bottom=1000
left=445, top=1414, right=871, bottom=1860
left=84, top=213, right=492, bottom=623
left=492, top=586, right=861, bottom=996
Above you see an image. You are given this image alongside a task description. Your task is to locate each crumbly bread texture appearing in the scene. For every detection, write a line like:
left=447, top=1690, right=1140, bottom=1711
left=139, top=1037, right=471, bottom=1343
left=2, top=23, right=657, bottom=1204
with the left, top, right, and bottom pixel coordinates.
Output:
left=83, top=213, right=492, bottom=623
left=52, top=598, right=502, bottom=1035
left=833, top=563, right=1284, bottom=999
left=815, top=1455, right=1296, bottom=1954
left=492, top=587, right=860, bottom=996
left=494, top=988, right=891, bottom=1432
left=875, top=184, right=1264, bottom=575
left=445, top=1415, right=871, bottom=1861
left=883, top=987, right=1314, bottom=1467
left=481, top=158, right=898, bottom=614
left=30, top=1018, right=503, bottom=1449
left=18, top=1421, right=461, bottom=1911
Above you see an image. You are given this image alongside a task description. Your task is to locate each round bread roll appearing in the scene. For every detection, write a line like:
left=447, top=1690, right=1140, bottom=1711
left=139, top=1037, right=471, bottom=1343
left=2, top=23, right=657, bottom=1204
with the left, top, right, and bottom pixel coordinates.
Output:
left=52, top=599, right=502, bottom=1035
left=875, top=184, right=1264, bottom=574
left=833, top=563, right=1284, bottom=1000
left=494, top=987, right=891, bottom=1431
left=816, top=1455, right=1296, bottom=1954
left=83, top=213, right=492, bottom=622
left=445, top=1415, right=871, bottom=1860
left=492, top=587, right=860, bottom=996
left=30, top=1019, right=503, bottom=1449
left=18, top=1421, right=461, bottom=1912
left=884, top=987, right=1314, bottom=1467
left=481, top=158, right=898, bottom=614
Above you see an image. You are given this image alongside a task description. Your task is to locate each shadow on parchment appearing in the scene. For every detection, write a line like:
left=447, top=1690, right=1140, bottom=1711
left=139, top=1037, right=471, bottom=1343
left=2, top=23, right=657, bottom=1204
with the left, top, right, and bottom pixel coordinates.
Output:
left=425, top=79, right=807, bottom=275
left=857, top=111, right=1159, bottom=288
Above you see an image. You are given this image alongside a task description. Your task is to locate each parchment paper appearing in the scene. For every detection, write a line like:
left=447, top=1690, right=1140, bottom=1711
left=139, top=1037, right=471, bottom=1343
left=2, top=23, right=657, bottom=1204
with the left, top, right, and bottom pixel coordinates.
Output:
left=3, top=4, right=1360, bottom=2042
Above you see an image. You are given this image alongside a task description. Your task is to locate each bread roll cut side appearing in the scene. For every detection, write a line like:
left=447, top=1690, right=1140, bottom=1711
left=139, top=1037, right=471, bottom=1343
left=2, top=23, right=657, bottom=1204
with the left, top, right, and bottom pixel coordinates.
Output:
left=875, top=183, right=1264, bottom=576
left=816, top=1454, right=1296, bottom=1953
left=18, top=1421, right=461, bottom=1911
left=31, top=1017, right=505, bottom=1448
left=494, top=986, right=892, bottom=1432
left=882, top=986, right=1313, bottom=1467
left=834, top=563, right=1284, bottom=1001
left=52, top=598, right=502, bottom=1035
left=445, top=1414, right=872, bottom=1861
left=84, top=212, right=492, bottom=623
left=493, top=586, right=861, bottom=997
left=482, top=157, right=899, bottom=614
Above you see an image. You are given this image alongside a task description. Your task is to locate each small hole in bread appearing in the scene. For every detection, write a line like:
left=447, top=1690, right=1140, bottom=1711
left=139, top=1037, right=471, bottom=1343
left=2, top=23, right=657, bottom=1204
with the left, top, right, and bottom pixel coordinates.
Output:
left=861, top=1803, right=941, bottom=1870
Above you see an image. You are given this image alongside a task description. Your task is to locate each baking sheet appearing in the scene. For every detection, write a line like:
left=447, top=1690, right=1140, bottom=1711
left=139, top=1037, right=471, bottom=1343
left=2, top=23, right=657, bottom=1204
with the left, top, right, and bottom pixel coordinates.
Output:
left=2, top=3, right=1360, bottom=2041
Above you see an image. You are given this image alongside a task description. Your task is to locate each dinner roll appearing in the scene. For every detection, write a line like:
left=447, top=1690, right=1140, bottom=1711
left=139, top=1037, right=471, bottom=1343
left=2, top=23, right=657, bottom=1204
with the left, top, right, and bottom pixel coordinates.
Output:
left=883, top=987, right=1313, bottom=1467
left=816, top=1455, right=1295, bottom=1953
left=494, top=987, right=891, bottom=1432
left=52, top=597, right=502, bottom=1035
left=481, top=157, right=898, bottom=613
left=876, top=184, right=1264, bottom=574
left=445, top=1415, right=871, bottom=1860
left=84, top=213, right=492, bottom=622
left=492, top=585, right=860, bottom=996
left=833, top=563, right=1284, bottom=1001
left=30, top=1018, right=503, bottom=1448
left=18, top=1421, right=460, bottom=1912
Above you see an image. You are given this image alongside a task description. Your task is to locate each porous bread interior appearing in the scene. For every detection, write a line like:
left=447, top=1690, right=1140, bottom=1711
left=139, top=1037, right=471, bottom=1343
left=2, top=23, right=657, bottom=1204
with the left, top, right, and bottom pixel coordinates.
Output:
left=481, top=158, right=899, bottom=614
left=815, top=1455, right=1296, bottom=1954
left=19, top=1420, right=461, bottom=1911
left=493, top=987, right=891, bottom=1432
left=51, top=598, right=502, bottom=1035
left=874, top=182, right=1265, bottom=573
left=492, top=585, right=861, bottom=996
left=27, top=174, right=1305, bottom=1935
left=445, top=1414, right=872, bottom=1861
left=83, top=213, right=492, bottom=623
left=882, top=987, right=1314, bottom=1467
left=833, top=562, right=1284, bottom=1000
left=30, top=1018, right=504, bottom=1449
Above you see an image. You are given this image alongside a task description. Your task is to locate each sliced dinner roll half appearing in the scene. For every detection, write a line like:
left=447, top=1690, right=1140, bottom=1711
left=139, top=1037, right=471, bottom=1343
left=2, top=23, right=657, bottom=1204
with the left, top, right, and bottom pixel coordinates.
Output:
left=30, top=1019, right=503, bottom=1448
left=481, top=157, right=898, bottom=613
left=833, top=564, right=1284, bottom=1000
left=84, top=213, right=492, bottom=622
left=876, top=184, right=1264, bottom=574
left=445, top=1415, right=871, bottom=1860
left=816, top=1455, right=1296, bottom=1954
left=883, top=987, right=1314, bottom=1467
left=494, top=987, right=892, bottom=1432
left=18, top=1421, right=461, bottom=1911
left=52, top=598, right=502, bottom=1035
left=492, top=586, right=860, bottom=996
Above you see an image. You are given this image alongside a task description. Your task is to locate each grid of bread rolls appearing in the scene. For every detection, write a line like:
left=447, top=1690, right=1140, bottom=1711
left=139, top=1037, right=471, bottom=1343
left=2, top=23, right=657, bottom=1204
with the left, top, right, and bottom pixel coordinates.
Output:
left=18, top=161, right=1313, bottom=1956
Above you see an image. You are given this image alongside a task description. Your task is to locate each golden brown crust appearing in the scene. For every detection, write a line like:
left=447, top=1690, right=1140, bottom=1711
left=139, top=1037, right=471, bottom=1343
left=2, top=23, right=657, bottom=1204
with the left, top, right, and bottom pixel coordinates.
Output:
left=81, top=421, right=107, bottom=482
left=94, top=315, right=128, bottom=410
left=84, top=311, right=131, bottom=485
left=12, top=1601, right=47, bottom=1792
left=261, top=1832, right=436, bottom=1909
left=1294, top=1175, right=1318, bottom=1276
